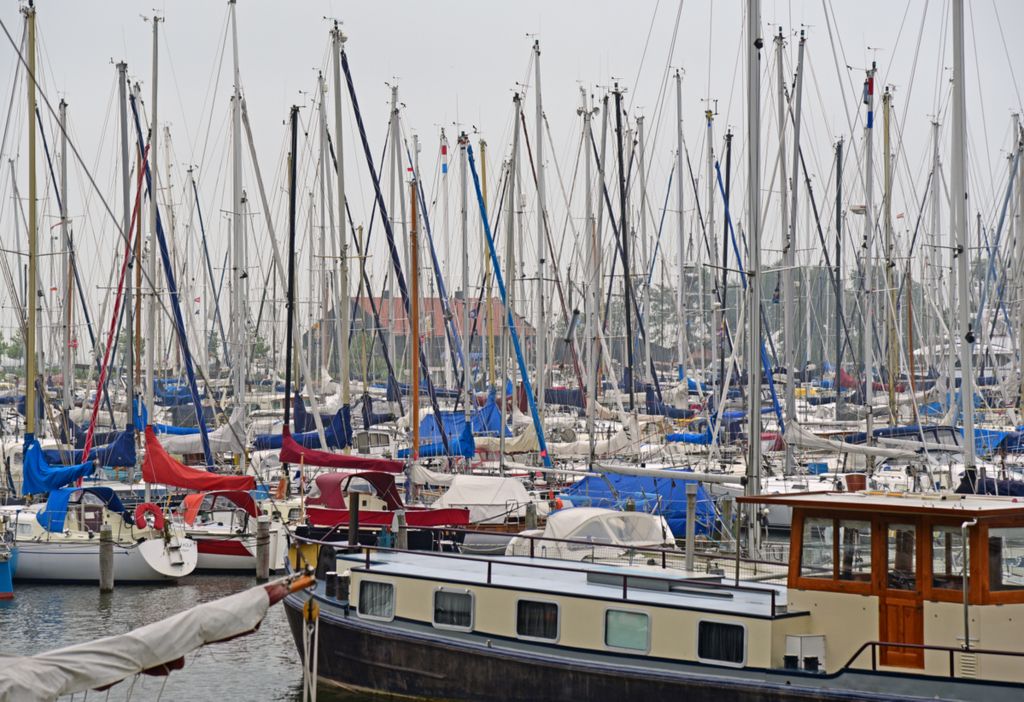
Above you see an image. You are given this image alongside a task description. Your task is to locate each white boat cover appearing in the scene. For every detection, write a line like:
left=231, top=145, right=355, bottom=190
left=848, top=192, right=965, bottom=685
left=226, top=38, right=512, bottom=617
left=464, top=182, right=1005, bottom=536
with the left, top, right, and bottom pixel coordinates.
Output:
left=0, top=583, right=276, bottom=700
left=160, top=407, right=245, bottom=454
left=433, top=474, right=546, bottom=523
left=784, top=421, right=918, bottom=460
left=547, top=415, right=664, bottom=459
left=475, top=423, right=540, bottom=454
left=506, top=507, right=674, bottom=560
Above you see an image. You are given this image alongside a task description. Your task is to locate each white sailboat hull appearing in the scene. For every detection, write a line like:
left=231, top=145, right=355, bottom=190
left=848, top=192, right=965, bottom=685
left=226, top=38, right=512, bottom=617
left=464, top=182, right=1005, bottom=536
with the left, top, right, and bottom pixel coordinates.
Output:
left=13, top=537, right=198, bottom=582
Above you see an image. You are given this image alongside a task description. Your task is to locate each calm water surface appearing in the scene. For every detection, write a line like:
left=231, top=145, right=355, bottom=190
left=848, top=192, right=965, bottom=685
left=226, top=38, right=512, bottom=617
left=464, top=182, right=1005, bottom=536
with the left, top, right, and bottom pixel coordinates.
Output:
left=0, top=575, right=388, bottom=701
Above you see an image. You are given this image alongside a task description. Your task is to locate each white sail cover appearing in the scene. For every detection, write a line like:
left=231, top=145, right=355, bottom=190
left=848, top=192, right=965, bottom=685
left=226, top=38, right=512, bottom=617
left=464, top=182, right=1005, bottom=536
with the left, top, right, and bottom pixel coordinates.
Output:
left=475, top=423, right=540, bottom=454
left=0, top=583, right=277, bottom=701
left=505, top=507, right=674, bottom=560
left=433, top=474, right=547, bottom=523
left=548, top=415, right=664, bottom=459
left=160, top=407, right=245, bottom=454
left=785, top=421, right=919, bottom=460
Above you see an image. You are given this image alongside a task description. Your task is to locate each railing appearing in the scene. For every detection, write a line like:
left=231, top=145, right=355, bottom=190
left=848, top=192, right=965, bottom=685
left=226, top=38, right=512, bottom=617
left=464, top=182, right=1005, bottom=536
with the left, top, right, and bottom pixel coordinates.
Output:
left=294, top=531, right=786, bottom=616
left=840, top=640, right=1024, bottom=679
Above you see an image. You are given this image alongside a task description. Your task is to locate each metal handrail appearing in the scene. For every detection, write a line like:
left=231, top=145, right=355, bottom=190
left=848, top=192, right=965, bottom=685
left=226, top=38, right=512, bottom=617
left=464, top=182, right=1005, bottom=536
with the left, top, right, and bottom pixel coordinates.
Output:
left=840, top=639, right=1024, bottom=679
left=292, top=531, right=785, bottom=615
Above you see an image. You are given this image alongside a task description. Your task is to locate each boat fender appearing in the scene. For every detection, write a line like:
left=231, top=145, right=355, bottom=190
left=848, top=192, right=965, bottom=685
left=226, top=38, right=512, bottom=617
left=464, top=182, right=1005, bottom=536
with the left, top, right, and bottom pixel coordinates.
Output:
left=134, top=502, right=166, bottom=531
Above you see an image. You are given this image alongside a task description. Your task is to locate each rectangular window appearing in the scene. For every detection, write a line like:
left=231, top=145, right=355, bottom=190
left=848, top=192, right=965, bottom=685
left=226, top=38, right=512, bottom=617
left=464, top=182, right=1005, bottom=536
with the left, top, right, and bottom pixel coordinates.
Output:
left=433, top=589, right=473, bottom=629
left=838, top=520, right=871, bottom=582
left=697, top=621, right=745, bottom=664
left=800, top=517, right=834, bottom=579
left=931, top=526, right=968, bottom=590
left=988, top=527, right=1024, bottom=591
left=886, top=523, right=917, bottom=591
left=357, top=580, right=394, bottom=620
left=516, top=600, right=558, bottom=640
left=604, top=610, right=649, bottom=651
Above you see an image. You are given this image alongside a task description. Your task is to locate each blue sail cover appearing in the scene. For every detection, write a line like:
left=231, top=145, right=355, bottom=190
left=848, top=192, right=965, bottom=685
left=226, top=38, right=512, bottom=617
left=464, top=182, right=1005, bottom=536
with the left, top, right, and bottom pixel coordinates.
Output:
left=22, top=438, right=95, bottom=496
left=59, top=415, right=120, bottom=449
left=293, top=395, right=335, bottom=433
left=645, top=387, right=695, bottom=419
left=384, top=381, right=460, bottom=401
left=252, top=405, right=353, bottom=451
left=42, top=429, right=136, bottom=468
left=36, top=486, right=125, bottom=532
left=132, top=398, right=200, bottom=436
left=359, top=393, right=396, bottom=428
left=399, top=421, right=475, bottom=459
left=666, top=426, right=713, bottom=444
left=153, top=378, right=202, bottom=407
left=545, top=387, right=585, bottom=409
left=562, top=472, right=715, bottom=536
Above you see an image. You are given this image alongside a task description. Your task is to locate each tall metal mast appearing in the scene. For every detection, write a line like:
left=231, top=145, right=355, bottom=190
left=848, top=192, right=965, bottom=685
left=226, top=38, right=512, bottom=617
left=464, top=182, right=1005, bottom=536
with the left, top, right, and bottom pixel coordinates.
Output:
left=533, top=40, right=547, bottom=417
left=145, top=14, right=161, bottom=447
left=613, top=84, right=634, bottom=410
left=774, top=28, right=792, bottom=473
left=951, top=0, right=978, bottom=483
left=784, top=29, right=805, bottom=472
left=676, top=71, right=688, bottom=392
left=744, top=0, right=763, bottom=553
left=883, top=87, right=896, bottom=424
left=59, top=99, right=72, bottom=411
left=834, top=138, right=844, bottom=421
left=861, top=61, right=876, bottom=462
left=500, top=95, right=521, bottom=470
left=580, top=89, right=598, bottom=466
left=459, top=132, right=471, bottom=423
left=331, top=24, right=350, bottom=414
left=24, top=4, right=38, bottom=439
left=229, top=1, right=247, bottom=459
left=929, top=120, right=941, bottom=395
left=1015, top=114, right=1024, bottom=416
left=638, top=114, right=652, bottom=386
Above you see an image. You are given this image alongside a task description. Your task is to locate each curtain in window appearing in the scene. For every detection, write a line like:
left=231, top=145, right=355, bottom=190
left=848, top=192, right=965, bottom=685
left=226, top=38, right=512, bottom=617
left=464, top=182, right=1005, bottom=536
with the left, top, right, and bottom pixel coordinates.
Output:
left=434, top=590, right=472, bottom=627
left=516, top=601, right=558, bottom=639
left=359, top=581, right=394, bottom=618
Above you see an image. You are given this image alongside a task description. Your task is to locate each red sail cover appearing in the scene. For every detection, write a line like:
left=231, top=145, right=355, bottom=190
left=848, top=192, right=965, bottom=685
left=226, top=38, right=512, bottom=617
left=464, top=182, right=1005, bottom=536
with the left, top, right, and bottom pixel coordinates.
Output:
left=143, top=426, right=256, bottom=491
left=279, top=427, right=404, bottom=473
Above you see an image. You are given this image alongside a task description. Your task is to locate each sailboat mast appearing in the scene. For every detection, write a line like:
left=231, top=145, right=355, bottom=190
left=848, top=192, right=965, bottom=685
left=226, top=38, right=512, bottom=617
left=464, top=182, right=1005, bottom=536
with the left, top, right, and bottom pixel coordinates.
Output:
left=24, top=3, right=38, bottom=439
left=744, top=0, right=763, bottom=553
left=331, top=24, right=350, bottom=411
left=675, top=72, right=687, bottom=390
left=59, top=99, right=73, bottom=411
left=459, top=132, right=471, bottom=422
left=774, top=28, right=792, bottom=473
left=145, top=15, right=161, bottom=442
left=861, top=61, right=876, bottom=463
left=533, top=40, right=547, bottom=417
left=500, top=95, right=521, bottom=469
left=785, top=29, right=805, bottom=471
left=410, top=177, right=421, bottom=461
left=229, top=0, right=247, bottom=454
left=638, top=115, right=652, bottom=386
left=581, top=89, right=598, bottom=466
left=283, top=105, right=299, bottom=432
left=950, top=0, right=978, bottom=483
left=929, top=121, right=941, bottom=389
left=1016, top=113, right=1024, bottom=417
left=883, top=87, right=896, bottom=423
left=613, top=85, right=634, bottom=410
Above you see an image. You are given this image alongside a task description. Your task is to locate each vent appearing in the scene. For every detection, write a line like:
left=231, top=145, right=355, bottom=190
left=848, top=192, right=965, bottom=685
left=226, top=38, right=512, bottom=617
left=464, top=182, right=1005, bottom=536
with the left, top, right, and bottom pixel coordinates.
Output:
left=959, top=652, right=978, bottom=678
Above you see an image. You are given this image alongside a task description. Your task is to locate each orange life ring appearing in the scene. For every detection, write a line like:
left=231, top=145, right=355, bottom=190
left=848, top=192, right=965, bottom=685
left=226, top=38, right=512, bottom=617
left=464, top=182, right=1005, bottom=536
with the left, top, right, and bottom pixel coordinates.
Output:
left=134, top=502, right=166, bottom=531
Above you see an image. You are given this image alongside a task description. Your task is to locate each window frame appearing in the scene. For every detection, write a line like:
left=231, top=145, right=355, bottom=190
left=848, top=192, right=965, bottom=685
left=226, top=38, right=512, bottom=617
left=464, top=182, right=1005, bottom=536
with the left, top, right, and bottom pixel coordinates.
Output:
left=514, top=598, right=560, bottom=642
left=790, top=511, right=872, bottom=595
left=356, top=579, right=396, bottom=622
left=695, top=619, right=747, bottom=667
left=432, top=587, right=475, bottom=632
left=603, top=608, right=651, bottom=654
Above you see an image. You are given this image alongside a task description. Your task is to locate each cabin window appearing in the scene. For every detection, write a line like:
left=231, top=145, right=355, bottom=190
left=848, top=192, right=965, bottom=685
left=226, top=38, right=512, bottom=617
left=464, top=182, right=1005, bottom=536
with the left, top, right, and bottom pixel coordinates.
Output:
left=697, top=621, right=745, bottom=665
left=357, top=580, right=395, bottom=620
left=837, top=520, right=871, bottom=581
left=516, top=600, right=558, bottom=640
left=433, top=589, right=473, bottom=629
left=931, top=526, right=968, bottom=590
left=604, top=610, right=649, bottom=651
left=800, top=517, right=833, bottom=579
left=886, top=524, right=917, bottom=590
left=988, top=527, right=1024, bottom=591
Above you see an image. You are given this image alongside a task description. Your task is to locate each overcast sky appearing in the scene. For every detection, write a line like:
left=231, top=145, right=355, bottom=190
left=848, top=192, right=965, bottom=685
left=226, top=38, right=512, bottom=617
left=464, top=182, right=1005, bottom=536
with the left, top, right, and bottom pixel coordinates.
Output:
left=1, top=0, right=1023, bottom=356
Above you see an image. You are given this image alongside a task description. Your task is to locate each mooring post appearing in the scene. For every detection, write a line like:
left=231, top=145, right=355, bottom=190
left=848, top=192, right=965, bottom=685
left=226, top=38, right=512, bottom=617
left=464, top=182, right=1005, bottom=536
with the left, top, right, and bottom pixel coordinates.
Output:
left=256, top=514, right=271, bottom=581
left=685, top=482, right=698, bottom=572
left=396, top=511, right=408, bottom=550
left=348, top=493, right=360, bottom=551
left=525, top=501, right=538, bottom=530
left=99, top=523, right=114, bottom=593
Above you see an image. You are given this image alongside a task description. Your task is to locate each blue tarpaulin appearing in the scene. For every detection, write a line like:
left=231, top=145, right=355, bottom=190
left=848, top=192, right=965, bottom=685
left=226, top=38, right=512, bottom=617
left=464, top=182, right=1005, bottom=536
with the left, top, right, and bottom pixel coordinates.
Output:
left=21, top=438, right=94, bottom=496
left=293, top=395, right=336, bottom=433
left=252, top=405, right=353, bottom=451
left=36, top=486, right=125, bottom=532
left=42, top=429, right=136, bottom=468
left=59, top=416, right=120, bottom=449
left=545, top=387, right=585, bottom=409
left=562, top=472, right=715, bottom=536
left=133, top=398, right=200, bottom=436
left=398, top=421, right=475, bottom=459
left=645, top=387, right=694, bottom=419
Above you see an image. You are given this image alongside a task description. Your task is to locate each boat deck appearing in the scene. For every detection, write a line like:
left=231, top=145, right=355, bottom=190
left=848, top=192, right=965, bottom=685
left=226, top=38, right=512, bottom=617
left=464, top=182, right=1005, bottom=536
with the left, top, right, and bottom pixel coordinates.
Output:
left=338, top=550, right=790, bottom=617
